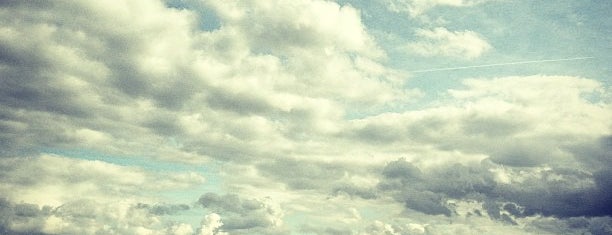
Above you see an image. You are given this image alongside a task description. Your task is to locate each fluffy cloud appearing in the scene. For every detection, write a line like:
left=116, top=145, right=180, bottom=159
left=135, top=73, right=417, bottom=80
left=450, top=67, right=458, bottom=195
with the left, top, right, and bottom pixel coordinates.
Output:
left=0, top=154, right=207, bottom=234
left=197, top=213, right=227, bottom=235
left=197, top=193, right=285, bottom=234
left=0, top=154, right=205, bottom=206
left=0, top=0, right=409, bottom=163
left=348, top=75, right=609, bottom=167
left=0, top=0, right=610, bottom=234
left=405, top=27, right=491, bottom=59
left=0, top=197, right=196, bottom=235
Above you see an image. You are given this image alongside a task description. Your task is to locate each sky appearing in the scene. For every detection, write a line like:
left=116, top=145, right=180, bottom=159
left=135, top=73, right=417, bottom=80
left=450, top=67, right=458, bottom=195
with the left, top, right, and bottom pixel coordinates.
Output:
left=0, top=0, right=611, bottom=234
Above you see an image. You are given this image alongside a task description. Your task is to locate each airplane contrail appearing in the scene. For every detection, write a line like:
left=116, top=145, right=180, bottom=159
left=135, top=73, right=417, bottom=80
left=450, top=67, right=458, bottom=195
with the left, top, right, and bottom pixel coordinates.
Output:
left=408, top=57, right=595, bottom=73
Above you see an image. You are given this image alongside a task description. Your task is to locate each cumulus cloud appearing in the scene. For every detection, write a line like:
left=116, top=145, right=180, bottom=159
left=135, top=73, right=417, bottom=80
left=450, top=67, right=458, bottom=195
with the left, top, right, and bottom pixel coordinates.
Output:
left=331, top=74, right=610, bottom=234
left=370, top=156, right=612, bottom=232
left=197, top=193, right=285, bottom=234
left=0, top=154, right=205, bottom=206
left=0, top=0, right=410, bottom=163
left=348, top=75, right=610, bottom=167
left=0, top=197, right=196, bottom=235
left=0, top=0, right=610, bottom=234
left=405, top=27, right=491, bottom=59
left=0, top=154, right=209, bottom=235
left=198, top=213, right=227, bottom=235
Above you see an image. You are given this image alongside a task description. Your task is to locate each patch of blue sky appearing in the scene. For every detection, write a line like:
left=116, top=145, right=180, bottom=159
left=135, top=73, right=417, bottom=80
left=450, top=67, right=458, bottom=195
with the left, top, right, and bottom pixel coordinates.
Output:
left=44, top=148, right=191, bottom=171
left=42, top=148, right=225, bottom=195
left=339, top=0, right=610, bottom=120
left=348, top=0, right=608, bottom=99
left=165, top=0, right=221, bottom=31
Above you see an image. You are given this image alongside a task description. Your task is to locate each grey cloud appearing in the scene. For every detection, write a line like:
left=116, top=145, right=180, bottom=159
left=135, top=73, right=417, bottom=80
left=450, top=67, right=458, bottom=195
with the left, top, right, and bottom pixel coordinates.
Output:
left=331, top=183, right=378, bottom=199
left=381, top=157, right=423, bottom=180
left=352, top=123, right=405, bottom=144
left=299, top=225, right=353, bottom=235
left=197, top=193, right=284, bottom=233
left=0, top=198, right=185, bottom=235
left=490, top=167, right=611, bottom=218
left=531, top=216, right=612, bottom=235
left=377, top=157, right=612, bottom=221
left=198, top=193, right=264, bottom=214
left=0, top=198, right=49, bottom=235
left=566, top=135, right=612, bottom=170
left=0, top=197, right=203, bottom=235
left=425, top=164, right=496, bottom=198
left=257, top=158, right=346, bottom=190
left=461, top=115, right=523, bottom=137
left=487, top=140, right=557, bottom=167
left=379, top=159, right=452, bottom=216
left=134, top=203, right=190, bottom=215
left=206, top=89, right=274, bottom=115
left=0, top=0, right=216, bottom=158
left=400, top=189, right=452, bottom=216
left=142, top=112, right=185, bottom=136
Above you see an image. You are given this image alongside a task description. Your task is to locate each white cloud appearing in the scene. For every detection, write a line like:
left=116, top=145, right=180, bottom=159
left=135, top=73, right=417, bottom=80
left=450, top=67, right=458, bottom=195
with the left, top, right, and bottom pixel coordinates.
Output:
left=348, top=75, right=610, bottom=167
left=168, top=223, right=195, bottom=235
left=406, top=27, right=492, bottom=59
left=0, top=0, right=414, bottom=164
left=0, top=154, right=204, bottom=207
left=385, top=0, right=492, bottom=17
left=198, top=213, right=228, bottom=235
left=0, top=0, right=610, bottom=235
left=197, top=193, right=286, bottom=234
left=0, top=154, right=208, bottom=234
left=204, top=0, right=382, bottom=57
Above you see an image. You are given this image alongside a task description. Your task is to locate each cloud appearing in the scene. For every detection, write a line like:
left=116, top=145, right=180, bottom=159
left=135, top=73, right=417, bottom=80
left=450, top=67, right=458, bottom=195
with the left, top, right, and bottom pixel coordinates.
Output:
left=198, top=213, right=228, bottom=235
left=0, top=0, right=610, bottom=234
left=0, top=0, right=410, bottom=163
left=375, top=156, right=612, bottom=224
left=405, top=27, right=491, bottom=59
left=197, top=193, right=285, bottom=234
left=0, top=197, right=199, bottom=235
left=0, top=154, right=205, bottom=206
left=384, top=0, right=492, bottom=17
left=348, top=75, right=609, bottom=167
left=256, top=158, right=348, bottom=190
left=0, top=154, right=211, bottom=235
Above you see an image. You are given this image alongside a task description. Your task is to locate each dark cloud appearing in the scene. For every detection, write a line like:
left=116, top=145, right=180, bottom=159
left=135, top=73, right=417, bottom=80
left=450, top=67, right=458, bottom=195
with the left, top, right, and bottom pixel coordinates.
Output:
left=400, top=189, right=452, bottom=216
left=531, top=216, right=612, bottom=235
left=331, top=183, right=378, bottom=199
left=197, top=192, right=284, bottom=233
left=199, top=193, right=264, bottom=214
left=377, top=157, right=612, bottom=221
left=0, top=198, right=49, bottom=235
left=379, top=159, right=451, bottom=216
left=492, top=167, right=612, bottom=218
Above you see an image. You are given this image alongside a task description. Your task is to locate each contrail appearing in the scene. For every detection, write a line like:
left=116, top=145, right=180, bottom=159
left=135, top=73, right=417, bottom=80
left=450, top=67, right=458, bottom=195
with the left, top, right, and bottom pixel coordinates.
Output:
left=408, top=57, right=595, bottom=73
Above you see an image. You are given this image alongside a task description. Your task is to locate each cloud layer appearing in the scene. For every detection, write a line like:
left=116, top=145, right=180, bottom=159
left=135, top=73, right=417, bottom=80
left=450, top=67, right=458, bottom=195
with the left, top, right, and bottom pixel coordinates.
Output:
left=0, top=0, right=610, bottom=234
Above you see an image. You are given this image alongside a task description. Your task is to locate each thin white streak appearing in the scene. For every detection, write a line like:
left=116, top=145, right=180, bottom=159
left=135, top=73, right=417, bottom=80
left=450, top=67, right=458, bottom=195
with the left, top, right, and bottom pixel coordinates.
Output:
left=409, top=57, right=595, bottom=73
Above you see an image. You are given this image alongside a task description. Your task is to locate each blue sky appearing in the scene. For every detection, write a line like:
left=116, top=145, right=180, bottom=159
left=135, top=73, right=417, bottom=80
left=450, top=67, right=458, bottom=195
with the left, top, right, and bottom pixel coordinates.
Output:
left=0, top=0, right=611, bottom=234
